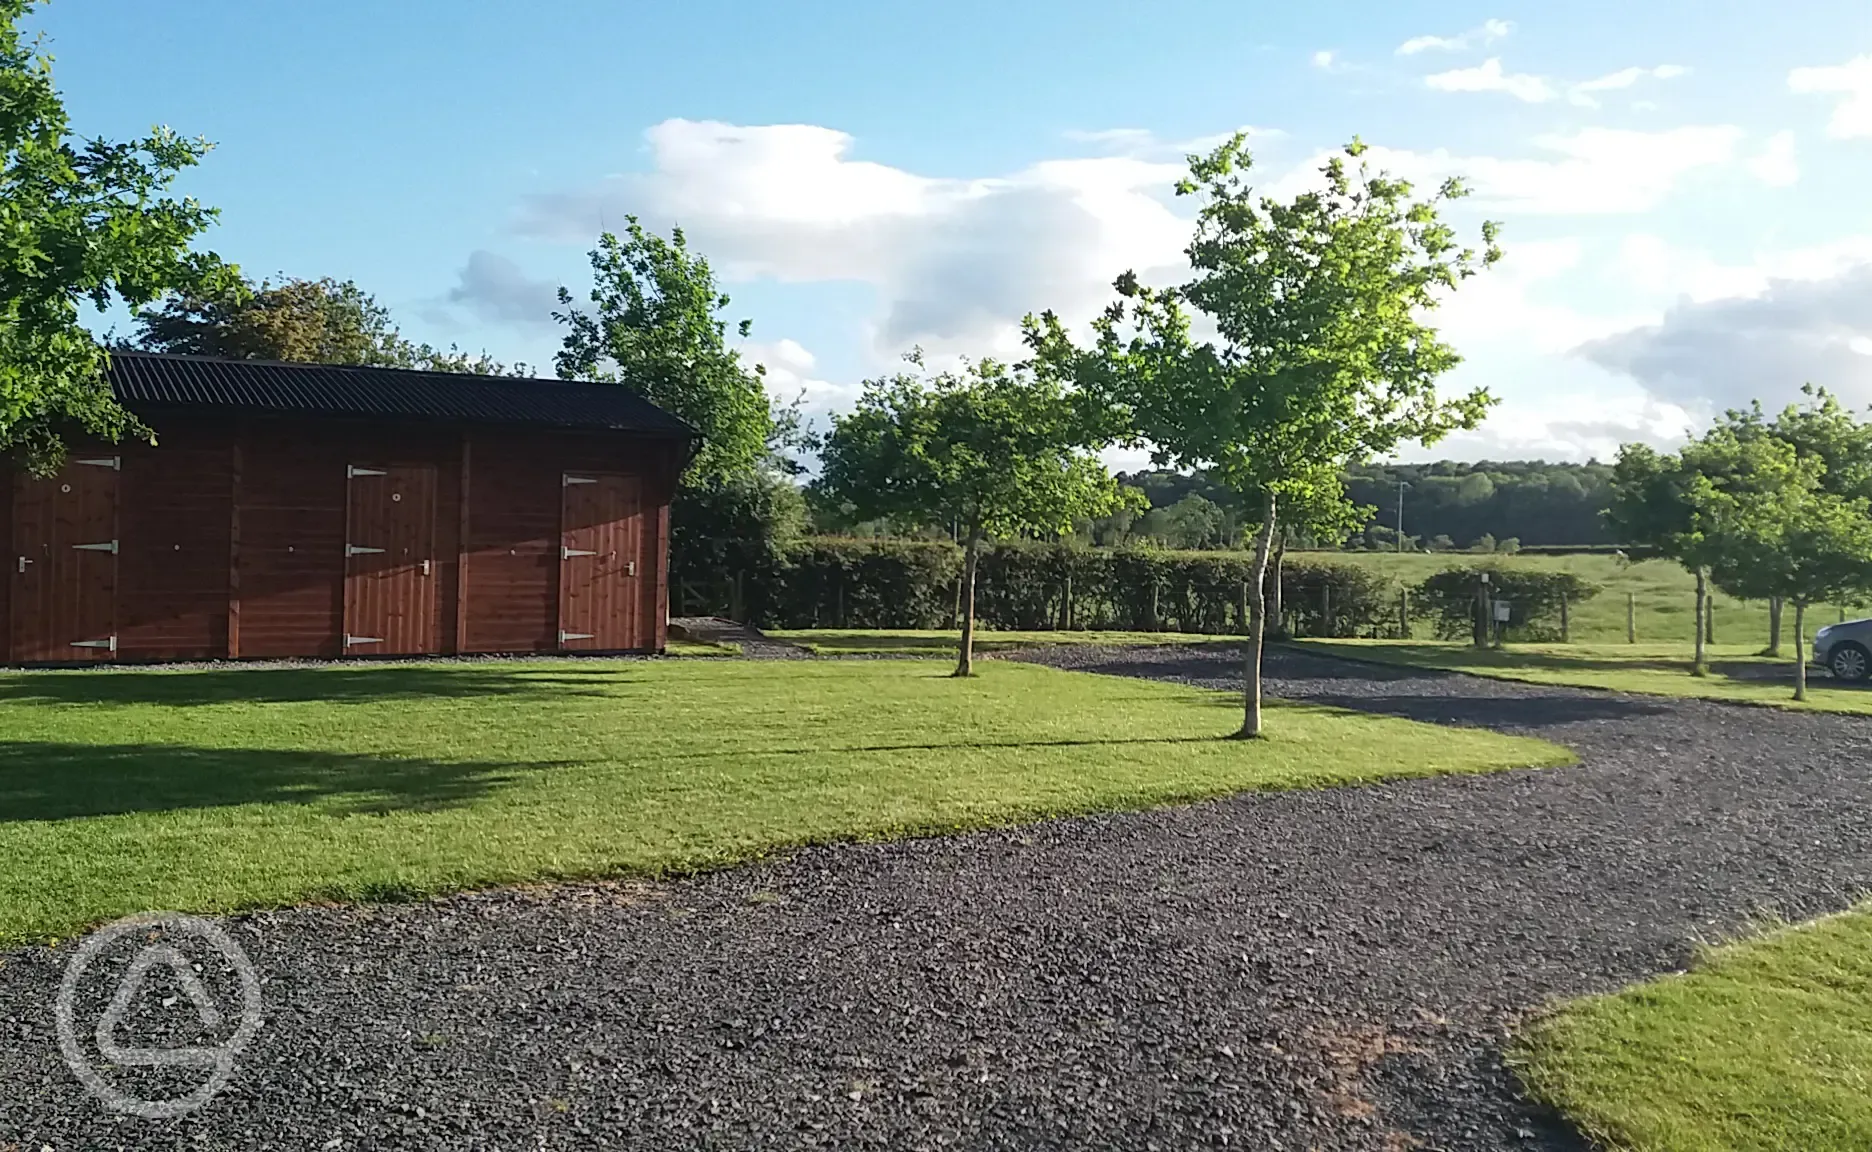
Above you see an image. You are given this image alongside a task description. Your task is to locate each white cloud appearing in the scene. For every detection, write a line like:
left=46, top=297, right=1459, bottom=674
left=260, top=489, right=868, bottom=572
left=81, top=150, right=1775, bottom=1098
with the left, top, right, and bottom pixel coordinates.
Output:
left=742, top=337, right=854, bottom=409
left=1566, top=64, right=1690, bottom=108
left=1580, top=247, right=1872, bottom=411
left=1747, top=130, right=1800, bottom=186
left=516, top=120, right=1193, bottom=362
left=1425, top=58, right=1556, bottom=103
left=1270, top=126, right=1743, bottom=215
left=1311, top=49, right=1339, bottom=70
left=444, top=250, right=562, bottom=329
left=1396, top=19, right=1513, bottom=56
left=1790, top=55, right=1872, bottom=138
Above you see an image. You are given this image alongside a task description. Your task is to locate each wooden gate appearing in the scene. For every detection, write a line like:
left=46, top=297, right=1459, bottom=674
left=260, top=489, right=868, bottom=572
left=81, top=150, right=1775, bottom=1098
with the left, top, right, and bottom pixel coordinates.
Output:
left=10, top=456, right=121, bottom=662
left=343, top=463, right=437, bottom=655
left=558, top=472, right=641, bottom=651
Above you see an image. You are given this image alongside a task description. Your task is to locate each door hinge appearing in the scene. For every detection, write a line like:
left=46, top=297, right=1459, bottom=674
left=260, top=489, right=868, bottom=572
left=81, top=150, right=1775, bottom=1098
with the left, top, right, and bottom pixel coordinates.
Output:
left=75, top=456, right=121, bottom=470
left=563, top=474, right=598, bottom=486
left=345, top=635, right=383, bottom=646
left=346, top=544, right=386, bottom=556
left=347, top=465, right=387, bottom=478
left=558, top=630, right=596, bottom=643
left=562, top=546, right=597, bottom=559
left=71, top=636, right=117, bottom=652
left=72, top=540, right=118, bottom=554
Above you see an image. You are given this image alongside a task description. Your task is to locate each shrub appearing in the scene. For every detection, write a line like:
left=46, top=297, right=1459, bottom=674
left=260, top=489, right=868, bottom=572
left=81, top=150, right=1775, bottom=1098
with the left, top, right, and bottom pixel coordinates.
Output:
left=678, top=537, right=1402, bottom=637
left=1415, top=563, right=1602, bottom=642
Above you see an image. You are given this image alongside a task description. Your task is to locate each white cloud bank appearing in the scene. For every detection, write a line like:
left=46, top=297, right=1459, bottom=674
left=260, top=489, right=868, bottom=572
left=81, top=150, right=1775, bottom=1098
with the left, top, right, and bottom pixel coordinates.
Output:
left=1582, top=238, right=1872, bottom=412
left=1397, top=19, right=1513, bottom=56
left=1789, top=54, right=1872, bottom=138
left=1423, top=59, right=1689, bottom=107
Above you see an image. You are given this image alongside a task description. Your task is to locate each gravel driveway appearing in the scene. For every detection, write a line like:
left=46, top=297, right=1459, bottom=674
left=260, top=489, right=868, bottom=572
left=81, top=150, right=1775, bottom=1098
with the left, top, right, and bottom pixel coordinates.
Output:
left=6, top=644, right=1872, bottom=1150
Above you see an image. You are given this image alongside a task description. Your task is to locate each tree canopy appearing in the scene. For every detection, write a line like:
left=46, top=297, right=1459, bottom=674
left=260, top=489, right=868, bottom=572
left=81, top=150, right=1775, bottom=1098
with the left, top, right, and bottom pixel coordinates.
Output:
left=1028, top=134, right=1499, bottom=734
left=815, top=354, right=1136, bottom=675
left=0, top=0, right=234, bottom=471
left=555, top=219, right=773, bottom=485
left=135, top=274, right=526, bottom=375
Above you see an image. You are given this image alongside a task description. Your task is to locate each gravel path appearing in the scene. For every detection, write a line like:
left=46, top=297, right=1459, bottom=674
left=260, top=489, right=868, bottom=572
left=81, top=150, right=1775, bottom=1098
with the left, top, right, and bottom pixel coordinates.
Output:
left=7, top=645, right=1872, bottom=1150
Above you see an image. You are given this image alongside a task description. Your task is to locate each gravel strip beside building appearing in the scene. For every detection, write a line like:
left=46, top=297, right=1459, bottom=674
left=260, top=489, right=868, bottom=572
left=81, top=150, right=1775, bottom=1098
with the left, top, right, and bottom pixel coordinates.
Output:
left=5, top=645, right=1872, bottom=1149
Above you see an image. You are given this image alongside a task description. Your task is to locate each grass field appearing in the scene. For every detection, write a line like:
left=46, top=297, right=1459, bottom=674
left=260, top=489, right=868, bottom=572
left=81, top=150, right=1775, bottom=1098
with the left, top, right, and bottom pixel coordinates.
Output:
left=769, top=629, right=1222, bottom=656
left=1291, top=552, right=1867, bottom=648
left=1517, top=906, right=1872, bottom=1151
left=1301, top=639, right=1872, bottom=715
left=0, top=659, right=1568, bottom=946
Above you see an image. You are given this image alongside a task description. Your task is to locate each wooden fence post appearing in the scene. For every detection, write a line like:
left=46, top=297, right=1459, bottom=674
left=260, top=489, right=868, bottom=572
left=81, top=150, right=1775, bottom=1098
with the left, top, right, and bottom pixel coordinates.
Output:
left=1769, top=596, right=1783, bottom=656
left=1706, top=597, right=1715, bottom=644
left=1398, top=588, right=1410, bottom=640
left=1322, top=583, right=1334, bottom=638
left=1062, top=571, right=1074, bottom=631
left=1560, top=592, right=1570, bottom=643
left=1627, top=592, right=1637, bottom=644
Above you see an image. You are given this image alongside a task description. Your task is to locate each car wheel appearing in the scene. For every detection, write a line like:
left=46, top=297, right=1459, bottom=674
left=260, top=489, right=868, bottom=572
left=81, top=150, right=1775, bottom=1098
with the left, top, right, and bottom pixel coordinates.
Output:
left=1830, top=642, right=1871, bottom=683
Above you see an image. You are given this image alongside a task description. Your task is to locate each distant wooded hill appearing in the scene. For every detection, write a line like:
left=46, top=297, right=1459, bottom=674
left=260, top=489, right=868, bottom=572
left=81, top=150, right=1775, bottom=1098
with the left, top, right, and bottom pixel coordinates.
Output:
left=1094, top=462, right=1617, bottom=551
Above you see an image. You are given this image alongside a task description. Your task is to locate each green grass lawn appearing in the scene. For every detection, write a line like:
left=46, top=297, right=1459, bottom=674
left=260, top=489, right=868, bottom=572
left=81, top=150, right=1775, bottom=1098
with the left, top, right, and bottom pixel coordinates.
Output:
left=0, top=659, right=1569, bottom=946
left=768, top=628, right=1224, bottom=656
left=1299, top=639, right=1872, bottom=715
left=1517, top=906, right=1872, bottom=1151
left=1293, top=552, right=1867, bottom=647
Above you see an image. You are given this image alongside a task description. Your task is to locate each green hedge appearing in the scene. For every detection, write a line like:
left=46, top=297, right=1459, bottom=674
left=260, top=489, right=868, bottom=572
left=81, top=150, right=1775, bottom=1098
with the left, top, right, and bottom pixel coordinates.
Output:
left=1414, top=563, right=1602, bottom=642
left=677, top=538, right=1405, bottom=638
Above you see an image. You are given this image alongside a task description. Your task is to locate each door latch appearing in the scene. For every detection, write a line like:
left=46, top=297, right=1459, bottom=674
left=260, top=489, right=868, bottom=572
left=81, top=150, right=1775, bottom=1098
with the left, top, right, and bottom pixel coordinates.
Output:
left=16, top=556, right=29, bottom=574
left=421, top=559, right=431, bottom=576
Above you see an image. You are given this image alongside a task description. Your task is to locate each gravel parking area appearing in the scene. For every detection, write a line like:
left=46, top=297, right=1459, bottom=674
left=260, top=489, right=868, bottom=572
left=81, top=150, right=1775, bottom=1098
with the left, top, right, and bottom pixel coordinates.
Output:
left=6, top=644, right=1872, bottom=1149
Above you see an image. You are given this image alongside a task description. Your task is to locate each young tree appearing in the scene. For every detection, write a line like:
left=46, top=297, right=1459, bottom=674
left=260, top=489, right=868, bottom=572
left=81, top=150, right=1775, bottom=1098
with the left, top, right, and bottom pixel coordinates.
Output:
left=555, top=219, right=771, bottom=485
left=137, top=275, right=529, bottom=375
left=1606, top=444, right=1721, bottom=675
left=816, top=355, right=1138, bottom=677
left=0, top=0, right=235, bottom=472
left=1028, top=135, right=1499, bottom=736
left=1687, top=427, right=1872, bottom=700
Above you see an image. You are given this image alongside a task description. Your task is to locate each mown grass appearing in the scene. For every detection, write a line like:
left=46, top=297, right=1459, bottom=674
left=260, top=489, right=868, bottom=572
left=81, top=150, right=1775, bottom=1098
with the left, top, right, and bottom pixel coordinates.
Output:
left=1300, top=639, right=1872, bottom=715
left=0, top=659, right=1569, bottom=946
left=1517, top=906, right=1872, bottom=1152
left=1295, top=552, right=1866, bottom=647
left=768, top=628, right=1222, bottom=656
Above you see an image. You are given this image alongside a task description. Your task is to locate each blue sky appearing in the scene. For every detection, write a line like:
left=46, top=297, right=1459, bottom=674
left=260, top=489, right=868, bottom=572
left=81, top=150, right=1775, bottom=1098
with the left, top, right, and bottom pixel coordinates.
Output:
left=35, top=0, right=1872, bottom=464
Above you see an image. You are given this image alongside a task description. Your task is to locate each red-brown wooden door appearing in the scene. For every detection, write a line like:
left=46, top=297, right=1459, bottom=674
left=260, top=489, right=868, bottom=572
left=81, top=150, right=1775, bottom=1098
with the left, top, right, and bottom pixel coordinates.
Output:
left=11, top=456, right=120, bottom=662
left=343, top=464, right=437, bottom=655
left=558, top=473, right=642, bottom=651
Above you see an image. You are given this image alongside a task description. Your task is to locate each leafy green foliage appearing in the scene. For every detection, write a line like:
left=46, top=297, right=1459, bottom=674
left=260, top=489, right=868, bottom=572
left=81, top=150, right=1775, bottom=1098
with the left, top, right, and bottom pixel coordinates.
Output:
left=0, top=0, right=235, bottom=471
left=555, top=218, right=770, bottom=484
left=135, top=274, right=528, bottom=375
left=1414, top=564, right=1601, bottom=642
left=817, top=355, right=1136, bottom=545
left=681, top=537, right=1401, bottom=638
left=815, top=355, right=1136, bottom=672
left=1027, top=133, right=1500, bottom=732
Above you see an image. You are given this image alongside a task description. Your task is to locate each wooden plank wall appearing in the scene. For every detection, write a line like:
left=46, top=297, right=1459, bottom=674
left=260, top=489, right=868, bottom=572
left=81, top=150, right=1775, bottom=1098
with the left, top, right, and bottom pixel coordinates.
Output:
left=6, top=413, right=681, bottom=662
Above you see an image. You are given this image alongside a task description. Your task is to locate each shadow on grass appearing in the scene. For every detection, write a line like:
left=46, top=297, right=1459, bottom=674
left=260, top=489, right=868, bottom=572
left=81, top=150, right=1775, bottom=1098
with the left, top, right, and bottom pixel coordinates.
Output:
left=0, top=666, right=630, bottom=708
left=0, top=741, right=562, bottom=821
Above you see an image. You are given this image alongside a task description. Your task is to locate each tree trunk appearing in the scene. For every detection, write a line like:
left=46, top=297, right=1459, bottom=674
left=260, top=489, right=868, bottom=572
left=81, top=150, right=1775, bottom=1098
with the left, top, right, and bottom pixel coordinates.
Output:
left=1627, top=592, right=1636, bottom=644
left=1768, top=597, right=1783, bottom=656
left=1706, top=596, right=1716, bottom=644
left=954, top=532, right=981, bottom=678
left=1794, top=601, right=1808, bottom=702
left=1239, top=492, right=1277, bottom=739
left=1692, top=568, right=1709, bottom=677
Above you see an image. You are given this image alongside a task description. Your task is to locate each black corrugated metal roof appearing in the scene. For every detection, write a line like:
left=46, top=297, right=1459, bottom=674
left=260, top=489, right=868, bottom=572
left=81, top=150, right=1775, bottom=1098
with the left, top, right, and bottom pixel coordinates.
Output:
left=107, top=352, right=698, bottom=437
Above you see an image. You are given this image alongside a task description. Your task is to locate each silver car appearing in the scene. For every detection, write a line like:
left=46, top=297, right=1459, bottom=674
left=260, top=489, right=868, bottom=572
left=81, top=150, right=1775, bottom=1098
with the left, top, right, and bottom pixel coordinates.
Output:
left=1813, top=618, right=1872, bottom=682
